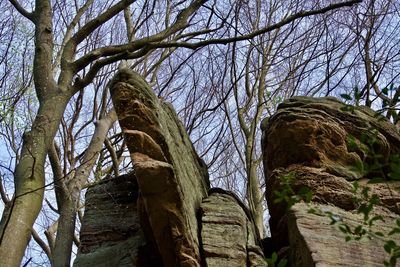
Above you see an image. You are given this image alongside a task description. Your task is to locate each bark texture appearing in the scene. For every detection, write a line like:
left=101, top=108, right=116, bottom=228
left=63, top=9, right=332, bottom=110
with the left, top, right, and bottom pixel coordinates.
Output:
left=0, top=96, right=70, bottom=267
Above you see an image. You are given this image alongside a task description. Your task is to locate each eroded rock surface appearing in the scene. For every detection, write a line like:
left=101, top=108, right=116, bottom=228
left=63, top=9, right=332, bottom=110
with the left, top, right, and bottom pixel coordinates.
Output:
left=110, top=69, right=210, bottom=266
left=288, top=203, right=399, bottom=267
left=262, top=96, right=400, bottom=180
left=262, top=96, right=400, bottom=266
left=200, top=189, right=266, bottom=267
left=74, top=173, right=159, bottom=267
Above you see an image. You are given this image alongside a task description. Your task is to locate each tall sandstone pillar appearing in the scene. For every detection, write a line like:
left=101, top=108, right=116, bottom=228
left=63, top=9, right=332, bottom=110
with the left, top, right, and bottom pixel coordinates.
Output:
left=110, top=68, right=210, bottom=267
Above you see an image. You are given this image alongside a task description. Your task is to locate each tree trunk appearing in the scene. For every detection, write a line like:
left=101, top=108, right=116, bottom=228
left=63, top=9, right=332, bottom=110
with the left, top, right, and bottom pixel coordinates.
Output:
left=52, top=111, right=117, bottom=267
left=0, top=96, right=69, bottom=267
left=247, top=163, right=264, bottom=237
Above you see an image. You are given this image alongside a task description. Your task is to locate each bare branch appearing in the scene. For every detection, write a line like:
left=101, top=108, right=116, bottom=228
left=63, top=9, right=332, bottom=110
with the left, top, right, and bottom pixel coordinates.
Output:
left=156, top=0, right=363, bottom=49
left=48, top=141, right=67, bottom=211
left=74, top=48, right=151, bottom=91
left=72, top=0, right=207, bottom=72
left=53, top=0, right=95, bottom=73
left=31, top=229, right=51, bottom=259
left=72, top=0, right=360, bottom=80
left=124, top=6, right=134, bottom=41
left=58, top=0, right=135, bottom=88
left=104, top=137, right=120, bottom=177
left=0, top=173, right=9, bottom=203
left=44, top=221, right=58, bottom=251
left=8, top=0, right=35, bottom=22
left=71, top=0, right=134, bottom=46
left=45, top=198, right=59, bottom=214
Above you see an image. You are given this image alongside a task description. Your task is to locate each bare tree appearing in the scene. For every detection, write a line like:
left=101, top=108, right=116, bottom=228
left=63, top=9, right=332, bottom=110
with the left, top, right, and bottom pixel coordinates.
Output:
left=174, top=0, right=363, bottom=237
left=0, top=0, right=363, bottom=265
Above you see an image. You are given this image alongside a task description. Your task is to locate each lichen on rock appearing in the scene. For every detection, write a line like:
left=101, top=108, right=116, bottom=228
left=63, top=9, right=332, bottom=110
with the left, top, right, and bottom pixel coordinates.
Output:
left=200, top=189, right=266, bottom=267
left=110, top=68, right=210, bottom=266
left=74, top=172, right=159, bottom=267
left=262, top=96, right=400, bottom=266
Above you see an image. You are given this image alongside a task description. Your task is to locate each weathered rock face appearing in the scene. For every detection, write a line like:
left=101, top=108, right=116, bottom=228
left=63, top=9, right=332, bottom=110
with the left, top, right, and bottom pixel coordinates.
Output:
left=74, top=173, right=160, bottom=267
left=200, top=189, right=266, bottom=267
left=288, top=203, right=399, bottom=267
left=74, top=69, right=267, bottom=267
left=262, top=96, right=400, bottom=266
left=262, top=96, right=400, bottom=181
left=110, top=68, right=210, bottom=267
left=75, top=84, right=400, bottom=266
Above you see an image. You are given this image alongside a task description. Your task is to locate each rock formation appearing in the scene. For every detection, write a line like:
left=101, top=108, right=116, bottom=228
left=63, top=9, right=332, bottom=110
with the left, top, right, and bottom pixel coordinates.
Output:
left=200, top=188, right=265, bottom=267
left=75, top=69, right=266, bottom=266
left=75, top=75, right=400, bottom=267
left=110, top=68, right=210, bottom=266
left=261, top=96, right=400, bottom=266
left=74, top=172, right=162, bottom=267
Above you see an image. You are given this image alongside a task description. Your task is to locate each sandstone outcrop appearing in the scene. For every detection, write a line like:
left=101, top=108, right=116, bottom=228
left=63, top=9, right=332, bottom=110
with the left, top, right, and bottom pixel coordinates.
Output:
left=74, top=173, right=161, bottom=267
left=102, top=68, right=265, bottom=267
left=75, top=89, right=400, bottom=266
left=200, top=189, right=265, bottom=267
left=74, top=175, right=267, bottom=267
left=110, top=68, right=210, bottom=266
left=262, top=96, right=400, bottom=266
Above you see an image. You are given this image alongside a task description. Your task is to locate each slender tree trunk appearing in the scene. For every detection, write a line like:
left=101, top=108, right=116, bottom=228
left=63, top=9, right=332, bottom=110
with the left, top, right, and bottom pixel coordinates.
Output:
left=0, top=1, right=73, bottom=264
left=52, top=200, right=75, bottom=267
left=52, top=110, right=117, bottom=267
left=247, top=163, right=264, bottom=237
left=245, top=140, right=264, bottom=237
left=0, top=96, right=70, bottom=267
left=0, top=0, right=57, bottom=264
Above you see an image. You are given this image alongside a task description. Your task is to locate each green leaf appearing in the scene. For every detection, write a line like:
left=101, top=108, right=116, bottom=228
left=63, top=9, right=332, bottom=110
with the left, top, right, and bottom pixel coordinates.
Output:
left=278, top=259, right=287, bottom=267
left=352, top=181, right=359, bottom=192
left=384, top=240, right=396, bottom=253
left=369, top=215, right=384, bottom=227
left=389, top=257, right=398, bottom=267
left=271, top=252, right=277, bottom=262
left=355, top=225, right=364, bottom=235
left=308, top=208, right=316, bottom=214
left=339, top=224, right=350, bottom=234
left=340, top=94, right=353, bottom=101
left=389, top=228, right=400, bottom=236
left=369, top=195, right=381, bottom=205
left=375, top=231, right=384, bottom=237
left=361, top=187, right=370, bottom=197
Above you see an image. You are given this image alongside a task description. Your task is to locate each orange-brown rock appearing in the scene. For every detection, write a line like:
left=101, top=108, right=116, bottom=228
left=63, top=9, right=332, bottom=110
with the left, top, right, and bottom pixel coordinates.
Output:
left=262, top=96, right=400, bottom=266
left=75, top=69, right=268, bottom=267
left=110, top=69, right=210, bottom=267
